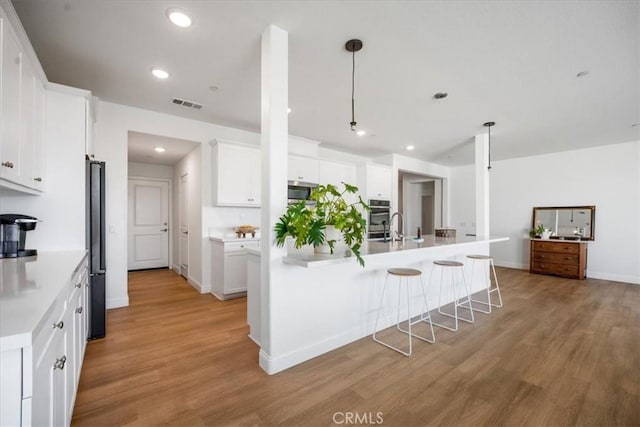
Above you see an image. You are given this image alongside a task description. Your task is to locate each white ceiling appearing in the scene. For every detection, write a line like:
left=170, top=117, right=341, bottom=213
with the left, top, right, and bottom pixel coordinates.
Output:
left=12, top=0, right=640, bottom=166
left=128, top=131, right=198, bottom=165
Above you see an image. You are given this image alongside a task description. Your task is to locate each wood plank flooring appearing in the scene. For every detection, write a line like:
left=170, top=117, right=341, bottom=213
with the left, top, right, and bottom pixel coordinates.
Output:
left=71, top=268, right=640, bottom=426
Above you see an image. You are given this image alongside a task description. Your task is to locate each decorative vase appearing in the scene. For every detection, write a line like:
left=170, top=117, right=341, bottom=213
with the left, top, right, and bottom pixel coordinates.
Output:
left=314, top=225, right=343, bottom=254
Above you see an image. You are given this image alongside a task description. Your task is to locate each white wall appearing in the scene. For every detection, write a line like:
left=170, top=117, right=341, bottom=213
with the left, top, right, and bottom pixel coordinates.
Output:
left=128, top=162, right=174, bottom=180
left=0, top=89, right=87, bottom=251
left=450, top=140, right=640, bottom=284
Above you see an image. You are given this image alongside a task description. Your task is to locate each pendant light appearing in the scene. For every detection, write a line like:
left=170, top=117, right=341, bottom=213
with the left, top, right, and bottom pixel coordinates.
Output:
left=483, top=121, right=495, bottom=170
left=345, top=39, right=363, bottom=131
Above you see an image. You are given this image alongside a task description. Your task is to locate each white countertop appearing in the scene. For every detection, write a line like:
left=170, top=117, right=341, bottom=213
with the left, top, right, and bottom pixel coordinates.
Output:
left=0, top=250, right=87, bottom=350
left=209, top=235, right=261, bottom=243
left=283, top=235, right=509, bottom=267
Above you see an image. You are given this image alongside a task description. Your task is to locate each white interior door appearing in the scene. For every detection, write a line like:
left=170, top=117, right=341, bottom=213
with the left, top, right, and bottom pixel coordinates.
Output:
left=179, top=174, right=189, bottom=278
left=128, top=179, right=169, bottom=270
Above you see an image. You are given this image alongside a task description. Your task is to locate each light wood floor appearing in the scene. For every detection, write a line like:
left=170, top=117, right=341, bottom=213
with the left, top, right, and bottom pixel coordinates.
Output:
left=72, top=268, right=640, bottom=426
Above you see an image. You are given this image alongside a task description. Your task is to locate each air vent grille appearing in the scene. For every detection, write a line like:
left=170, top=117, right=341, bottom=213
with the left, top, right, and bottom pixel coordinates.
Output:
left=172, top=97, right=204, bottom=110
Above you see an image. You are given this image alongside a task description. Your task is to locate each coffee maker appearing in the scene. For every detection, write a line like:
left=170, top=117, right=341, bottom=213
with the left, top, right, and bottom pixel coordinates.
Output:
left=0, top=214, right=38, bottom=258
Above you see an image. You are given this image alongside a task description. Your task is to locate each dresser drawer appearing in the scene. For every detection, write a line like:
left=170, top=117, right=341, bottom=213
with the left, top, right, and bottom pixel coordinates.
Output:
left=531, top=261, right=580, bottom=278
left=532, top=252, right=579, bottom=264
left=532, top=240, right=580, bottom=254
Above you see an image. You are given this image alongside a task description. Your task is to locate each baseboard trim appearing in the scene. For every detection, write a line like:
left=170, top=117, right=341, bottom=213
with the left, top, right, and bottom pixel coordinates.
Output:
left=187, top=275, right=202, bottom=292
left=106, top=296, right=129, bottom=309
left=247, top=333, right=261, bottom=347
left=494, top=260, right=527, bottom=270
left=586, top=271, right=640, bottom=285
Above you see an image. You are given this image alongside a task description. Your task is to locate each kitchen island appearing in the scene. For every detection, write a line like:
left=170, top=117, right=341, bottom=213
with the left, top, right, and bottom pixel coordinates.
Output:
left=253, top=235, right=508, bottom=374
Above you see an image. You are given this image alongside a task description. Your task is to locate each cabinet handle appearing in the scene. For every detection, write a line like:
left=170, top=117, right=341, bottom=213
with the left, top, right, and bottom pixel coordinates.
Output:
left=160, top=228, right=168, bottom=232
left=76, top=306, right=83, bottom=314
left=33, top=177, right=42, bottom=182
left=1, top=161, right=14, bottom=168
left=53, top=321, right=64, bottom=330
left=54, top=355, right=67, bottom=370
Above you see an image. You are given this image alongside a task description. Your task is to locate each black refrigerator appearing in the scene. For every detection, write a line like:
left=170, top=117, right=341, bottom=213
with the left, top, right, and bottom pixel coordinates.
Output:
left=86, top=160, right=106, bottom=340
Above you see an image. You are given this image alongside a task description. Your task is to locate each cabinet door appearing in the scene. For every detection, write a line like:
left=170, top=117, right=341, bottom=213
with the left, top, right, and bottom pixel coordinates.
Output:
left=367, top=164, right=392, bottom=200
left=31, top=332, right=64, bottom=427
left=1, top=23, right=22, bottom=182
left=224, top=251, right=248, bottom=294
left=32, top=79, right=46, bottom=190
left=288, top=155, right=319, bottom=183
left=248, top=149, right=261, bottom=205
left=319, top=160, right=358, bottom=203
left=214, top=144, right=253, bottom=205
left=19, top=60, right=35, bottom=187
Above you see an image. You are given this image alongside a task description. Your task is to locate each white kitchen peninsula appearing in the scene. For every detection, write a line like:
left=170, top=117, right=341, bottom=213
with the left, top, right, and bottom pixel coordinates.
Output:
left=257, top=235, right=508, bottom=374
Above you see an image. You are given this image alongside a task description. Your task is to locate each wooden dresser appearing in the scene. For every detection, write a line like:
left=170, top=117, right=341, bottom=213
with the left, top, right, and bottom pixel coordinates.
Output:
left=530, top=239, right=588, bottom=280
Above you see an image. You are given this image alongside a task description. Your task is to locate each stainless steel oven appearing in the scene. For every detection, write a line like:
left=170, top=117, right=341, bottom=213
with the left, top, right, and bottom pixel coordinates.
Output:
left=368, top=199, right=391, bottom=240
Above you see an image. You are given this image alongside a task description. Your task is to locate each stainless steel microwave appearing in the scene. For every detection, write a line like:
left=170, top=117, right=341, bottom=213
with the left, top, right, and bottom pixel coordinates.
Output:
left=288, top=181, right=317, bottom=204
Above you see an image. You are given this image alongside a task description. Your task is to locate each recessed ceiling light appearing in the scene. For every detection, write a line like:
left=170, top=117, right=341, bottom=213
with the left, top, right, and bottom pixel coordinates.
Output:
left=287, top=107, right=292, bottom=114
left=576, top=71, right=589, bottom=78
left=356, top=130, right=366, bottom=136
left=151, top=68, right=170, bottom=79
left=154, top=146, right=166, bottom=153
left=167, top=8, right=192, bottom=27
left=406, top=145, right=415, bottom=151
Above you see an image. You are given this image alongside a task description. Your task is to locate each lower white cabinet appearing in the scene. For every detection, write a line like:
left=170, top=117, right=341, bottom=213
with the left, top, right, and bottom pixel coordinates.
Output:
left=0, top=252, right=88, bottom=427
left=211, top=239, right=260, bottom=300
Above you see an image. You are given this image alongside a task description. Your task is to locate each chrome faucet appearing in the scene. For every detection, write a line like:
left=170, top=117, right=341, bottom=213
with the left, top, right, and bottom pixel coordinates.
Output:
left=390, top=212, right=405, bottom=242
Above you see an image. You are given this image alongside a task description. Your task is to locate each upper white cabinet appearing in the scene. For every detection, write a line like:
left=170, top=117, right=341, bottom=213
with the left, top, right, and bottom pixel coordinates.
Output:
left=0, top=7, right=47, bottom=193
left=211, top=141, right=261, bottom=207
left=319, top=159, right=356, bottom=187
left=358, top=163, right=393, bottom=201
left=288, top=155, right=318, bottom=183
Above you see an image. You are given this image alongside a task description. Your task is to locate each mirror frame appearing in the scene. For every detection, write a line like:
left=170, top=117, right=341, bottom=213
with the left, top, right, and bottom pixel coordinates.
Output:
left=532, top=205, right=596, bottom=241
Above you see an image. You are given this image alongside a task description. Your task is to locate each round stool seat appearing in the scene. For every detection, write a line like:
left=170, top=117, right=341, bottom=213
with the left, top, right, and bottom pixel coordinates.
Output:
left=433, top=260, right=464, bottom=267
left=466, top=254, right=493, bottom=260
left=387, top=268, right=422, bottom=277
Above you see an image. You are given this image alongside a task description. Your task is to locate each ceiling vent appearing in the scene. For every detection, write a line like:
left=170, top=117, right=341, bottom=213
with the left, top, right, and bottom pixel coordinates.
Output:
left=172, top=97, right=204, bottom=110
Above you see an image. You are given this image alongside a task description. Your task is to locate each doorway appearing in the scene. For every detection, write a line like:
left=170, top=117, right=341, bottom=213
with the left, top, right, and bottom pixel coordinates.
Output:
left=422, top=194, right=435, bottom=235
left=399, top=171, right=446, bottom=236
left=127, top=179, right=170, bottom=270
left=179, top=173, right=188, bottom=279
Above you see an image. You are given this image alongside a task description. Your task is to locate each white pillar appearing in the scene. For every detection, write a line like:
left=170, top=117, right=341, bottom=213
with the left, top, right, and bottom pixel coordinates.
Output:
left=259, top=25, right=288, bottom=370
left=475, top=133, right=490, bottom=237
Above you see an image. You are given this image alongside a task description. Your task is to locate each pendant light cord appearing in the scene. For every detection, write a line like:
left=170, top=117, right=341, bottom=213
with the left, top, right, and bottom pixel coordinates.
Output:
left=488, top=125, right=492, bottom=170
left=351, top=49, right=356, bottom=126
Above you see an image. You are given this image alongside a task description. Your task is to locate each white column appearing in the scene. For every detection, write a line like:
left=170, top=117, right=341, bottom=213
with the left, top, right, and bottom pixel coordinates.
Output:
left=475, top=133, right=490, bottom=237
left=259, top=25, right=288, bottom=369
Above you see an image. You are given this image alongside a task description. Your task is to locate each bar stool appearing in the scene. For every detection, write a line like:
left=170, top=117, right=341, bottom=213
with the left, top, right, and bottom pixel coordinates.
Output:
left=428, top=260, right=474, bottom=331
left=466, top=254, right=503, bottom=314
left=373, top=268, right=435, bottom=356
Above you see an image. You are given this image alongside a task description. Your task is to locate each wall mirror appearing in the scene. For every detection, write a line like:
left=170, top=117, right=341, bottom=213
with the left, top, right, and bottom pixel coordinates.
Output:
left=532, top=206, right=595, bottom=240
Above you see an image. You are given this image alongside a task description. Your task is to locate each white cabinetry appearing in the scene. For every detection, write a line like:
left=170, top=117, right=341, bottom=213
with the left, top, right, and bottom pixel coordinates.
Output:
left=0, top=252, right=89, bottom=427
left=211, top=141, right=261, bottom=207
left=211, top=239, right=260, bottom=300
left=288, top=155, right=319, bottom=183
left=0, top=7, right=47, bottom=193
left=319, top=159, right=356, bottom=187
left=359, top=163, right=392, bottom=200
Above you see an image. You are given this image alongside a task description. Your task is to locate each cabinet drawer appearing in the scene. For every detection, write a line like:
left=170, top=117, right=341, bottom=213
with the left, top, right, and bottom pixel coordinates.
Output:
left=532, top=252, right=579, bottom=265
left=531, top=262, right=580, bottom=278
left=532, top=241, right=580, bottom=254
left=224, top=241, right=259, bottom=253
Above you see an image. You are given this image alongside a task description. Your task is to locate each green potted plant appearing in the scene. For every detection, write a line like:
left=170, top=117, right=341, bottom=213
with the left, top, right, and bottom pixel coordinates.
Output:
left=274, top=182, right=370, bottom=266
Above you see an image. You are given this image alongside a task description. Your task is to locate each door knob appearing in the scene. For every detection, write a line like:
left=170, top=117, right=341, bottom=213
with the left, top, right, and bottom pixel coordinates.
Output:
left=161, top=228, right=168, bottom=232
